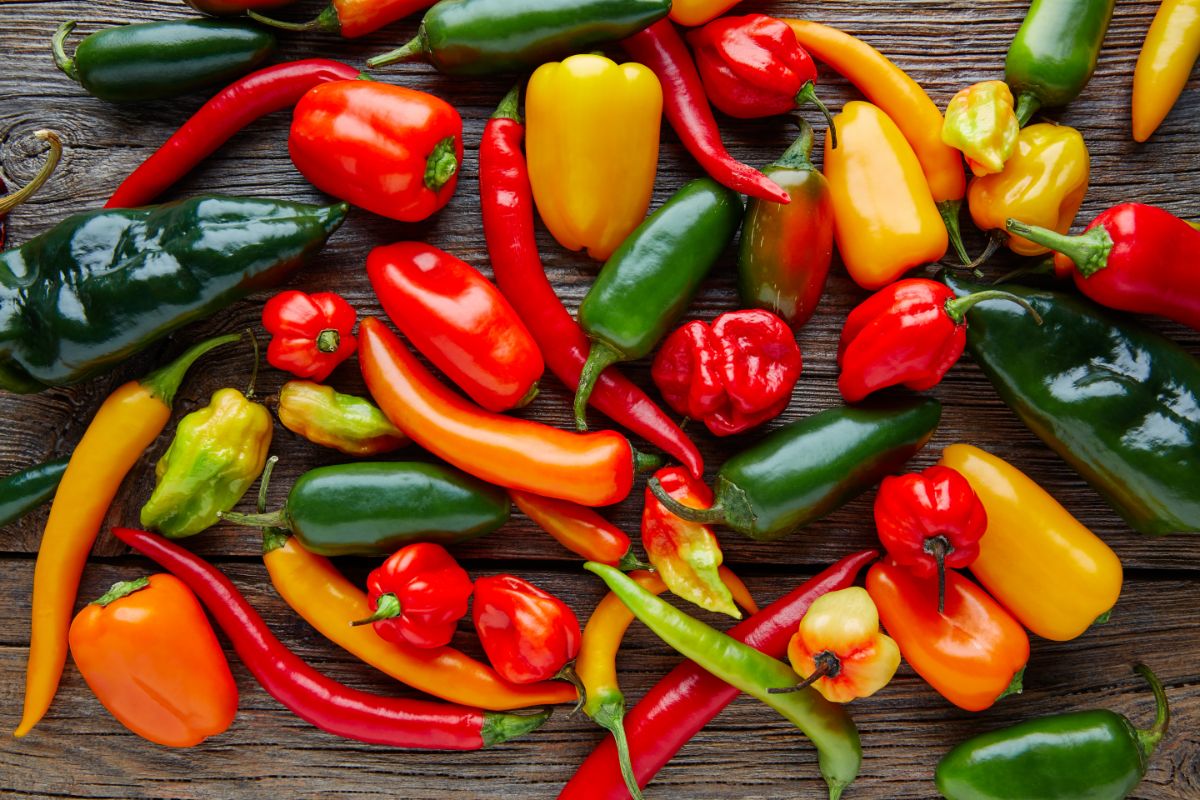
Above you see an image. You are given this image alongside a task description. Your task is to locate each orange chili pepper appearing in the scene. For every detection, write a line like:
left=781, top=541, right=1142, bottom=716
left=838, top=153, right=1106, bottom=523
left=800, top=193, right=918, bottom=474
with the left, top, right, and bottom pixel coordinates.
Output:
left=358, top=317, right=644, bottom=507
left=510, top=490, right=641, bottom=569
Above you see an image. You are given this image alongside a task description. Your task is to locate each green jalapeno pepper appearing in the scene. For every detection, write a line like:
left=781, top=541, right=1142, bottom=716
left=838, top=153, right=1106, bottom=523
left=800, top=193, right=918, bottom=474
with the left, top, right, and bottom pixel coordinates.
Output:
left=649, top=399, right=941, bottom=541
left=0, top=458, right=68, bottom=528
left=52, top=19, right=276, bottom=103
left=1005, top=0, right=1116, bottom=125
left=220, top=461, right=511, bottom=556
left=944, top=273, right=1200, bottom=535
left=277, top=380, right=408, bottom=457
left=573, top=178, right=744, bottom=430
left=936, top=664, right=1169, bottom=800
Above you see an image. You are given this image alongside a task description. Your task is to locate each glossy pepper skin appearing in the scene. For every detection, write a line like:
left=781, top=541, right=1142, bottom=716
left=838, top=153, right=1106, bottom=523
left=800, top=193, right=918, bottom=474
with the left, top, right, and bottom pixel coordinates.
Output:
left=574, top=178, right=744, bottom=430
left=0, top=458, right=68, bottom=529
left=940, top=444, right=1123, bottom=641
left=289, top=81, right=462, bottom=223
left=473, top=575, right=580, bottom=684
left=651, top=310, right=801, bottom=436
left=526, top=54, right=662, bottom=262
left=0, top=196, right=346, bottom=394
left=354, top=543, right=473, bottom=650
left=368, top=242, right=543, bottom=412
left=277, top=380, right=408, bottom=457
left=511, top=490, right=637, bottom=569
left=68, top=575, right=237, bottom=747
left=1006, top=0, right=1116, bottom=125
left=262, top=290, right=357, bottom=382
left=1133, top=0, right=1200, bottom=142
left=941, top=81, right=1021, bottom=177
left=249, top=0, right=435, bottom=38
left=824, top=102, right=948, bottom=290
left=51, top=19, right=275, bottom=103
left=936, top=664, right=1170, bottom=800
left=945, top=273, right=1200, bottom=535
left=670, top=0, right=742, bottom=27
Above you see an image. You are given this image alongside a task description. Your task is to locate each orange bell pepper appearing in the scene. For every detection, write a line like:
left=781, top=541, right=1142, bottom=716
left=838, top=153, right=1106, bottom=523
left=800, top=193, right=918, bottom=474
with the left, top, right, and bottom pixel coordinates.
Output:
left=670, top=0, right=744, bottom=28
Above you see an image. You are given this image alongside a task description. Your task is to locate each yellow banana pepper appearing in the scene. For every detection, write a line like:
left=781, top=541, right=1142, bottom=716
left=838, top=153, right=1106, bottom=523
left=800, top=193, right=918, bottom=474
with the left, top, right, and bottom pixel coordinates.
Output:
left=1133, top=0, right=1200, bottom=142
left=670, top=0, right=744, bottom=27
left=824, top=101, right=947, bottom=290
left=941, top=81, right=1020, bottom=177
left=526, top=54, right=662, bottom=261
left=939, top=444, right=1123, bottom=642
left=967, top=122, right=1090, bottom=257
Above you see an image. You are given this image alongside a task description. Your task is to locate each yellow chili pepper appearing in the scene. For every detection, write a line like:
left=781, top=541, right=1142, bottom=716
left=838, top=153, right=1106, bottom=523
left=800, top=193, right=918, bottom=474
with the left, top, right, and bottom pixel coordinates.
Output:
left=14, top=332, right=240, bottom=738
left=526, top=53, right=662, bottom=261
left=670, top=0, right=744, bottom=27
left=939, top=444, right=1123, bottom=642
left=1133, top=0, right=1200, bottom=142
left=941, top=81, right=1021, bottom=177
left=967, top=122, right=1090, bottom=257
left=824, top=101, right=948, bottom=290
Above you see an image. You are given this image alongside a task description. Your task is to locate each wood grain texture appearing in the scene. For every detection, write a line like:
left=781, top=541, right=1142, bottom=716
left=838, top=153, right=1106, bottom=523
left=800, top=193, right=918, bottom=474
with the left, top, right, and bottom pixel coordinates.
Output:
left=1, top=0, right=1198, bottom=797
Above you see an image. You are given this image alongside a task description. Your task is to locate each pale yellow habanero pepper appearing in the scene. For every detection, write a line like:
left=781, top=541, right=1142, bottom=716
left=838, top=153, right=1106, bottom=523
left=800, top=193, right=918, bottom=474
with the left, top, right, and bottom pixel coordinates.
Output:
left=941, top=81, right=1021, bottom=177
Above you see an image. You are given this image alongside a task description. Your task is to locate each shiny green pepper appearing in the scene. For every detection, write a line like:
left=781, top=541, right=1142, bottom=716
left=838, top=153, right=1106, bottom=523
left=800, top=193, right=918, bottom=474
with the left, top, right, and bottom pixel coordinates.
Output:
left=277, top=380, right=407, bottom=457
left=141, top=388, right=273, bottom=538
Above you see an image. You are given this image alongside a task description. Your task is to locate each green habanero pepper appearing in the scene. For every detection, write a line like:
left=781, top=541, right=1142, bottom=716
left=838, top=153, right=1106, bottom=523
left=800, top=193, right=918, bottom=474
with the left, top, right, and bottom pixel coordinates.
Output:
left=0, top=195, right=348, bottom=394
left=0, top=458, right=69, bottom=528
left=220, top=461, right=511, bottom=556
left=52, top=19, right=276, bottom=104
left=935, top=664, right=1170, bottom=800
left=276, top=380, right=408, bottom=457
left=944, top=273, right=1200, bottom=535
left=573, top=177, right=744, bottom=430
left=1005, top=0, right=1116, bottom=125
left=650, top=399, right=942, bottom=541
left=367, top=0, right=671, bottom=75
left=584, top=562, right=861, bottom=800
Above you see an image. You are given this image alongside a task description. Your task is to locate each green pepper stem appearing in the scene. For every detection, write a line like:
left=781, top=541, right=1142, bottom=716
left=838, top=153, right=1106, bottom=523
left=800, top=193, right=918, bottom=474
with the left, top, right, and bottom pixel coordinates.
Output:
left=997, top=667, right=1024, bottom=702
left=245, top=328, right=261, bottom=398
left=424, top=137, right=459, bottom=192
left=1006, top=218, right=1114, bottom=278
left=945, top=231, right=1001, bottom=276
left=943, top=290, right=1043, bottom=327
left=516, top=381, right=540, bottom=409
left=938, top=200, right=973, bottom=266
left=574, top=342, right=623, bottom=431
left=91, top=576, right=150, bottom=607
left=593, top=698, right=645, bottom=800
left=924, top=535, right=952, bottom=614
left=366, top=32, right=429, bottom=69
left=258, top=457, right=293, bottom=554
left=350, top=593, right=403, bottom=626
left=0, top=130, right=62, bottom=215
left=1015, top=92, right=1040, bottom=127
left=555, top=663, right=587, bottom=715
left=632, top=447, right=662, bottom=474
left=492, top=84, right=523, bottom=123
left=247, top=6, right=340, bottom=34
left=221, top=509, right=289, bottom=530
left=1094, top=608, right=1113, bottom=625
left=140, top=332, right=242, bottom=407
left=617, top=550, right=652, bottom=572
left=647, top=476, right=726, bottom=524
left=771, top=116, right=815, bottom=171
left=768, top=650, right=840, bottom=694
left=316, top=329, right=340, bottom=354
left=479, top=707, right=553, bottom=748
left=1133, top=663, right=1170, bottom=759
left=51, top=21, right=79, bottom=83
left=795, top=82, right=837, bottom=150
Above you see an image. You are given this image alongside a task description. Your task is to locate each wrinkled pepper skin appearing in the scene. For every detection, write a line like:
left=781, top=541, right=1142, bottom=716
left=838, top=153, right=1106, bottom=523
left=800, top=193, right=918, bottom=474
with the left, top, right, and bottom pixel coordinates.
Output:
left=262, top=290, right=358, bottom=382
left=0, top=196, right=347, bottom=394
left=1133, top=0, right=1200, bottom=142
left=941, top=81, right=1021, bottom=177
left=0, top=458, right=68, bottom=529
left=473, top=575, right=581, bottom=684
left=359, top=543, right=473, bottom=650
left=277, top=380, right=407, bottom=457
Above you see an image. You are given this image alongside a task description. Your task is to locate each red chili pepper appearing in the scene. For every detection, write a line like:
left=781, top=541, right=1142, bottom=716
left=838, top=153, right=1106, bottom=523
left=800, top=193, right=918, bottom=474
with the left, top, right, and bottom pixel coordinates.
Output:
left=652, top=310, right=801, bottom=436
left=836, top=278, right=1041, bottom=404
left=112, top=528, right=551, bottom=749
left=350, top=542, right=473, bottom=650
left=874, top=465, right=987, bottom=613
left=479, top=86, right=703, bottom=478
left=367, top=241, right=543, bottom=412
left=622, top=20, right=789, bottom=205
left=473, top=575, right=581, bottom=685
left=106, top=59, right=361, bottom=209
left=249, top=0, right=433, bottom=38
left=559, top=550, right=877, bottom=799
left=510, top=490, right=639, bottom=569
left=262, top=290, right=357, bottom=382
left=185, top=0, right=297, bottom=16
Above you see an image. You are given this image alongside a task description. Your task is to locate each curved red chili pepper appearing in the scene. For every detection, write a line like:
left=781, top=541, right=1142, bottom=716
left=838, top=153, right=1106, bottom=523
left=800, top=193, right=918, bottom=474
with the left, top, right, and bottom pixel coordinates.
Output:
left=262, top=290, right=358, bottom=382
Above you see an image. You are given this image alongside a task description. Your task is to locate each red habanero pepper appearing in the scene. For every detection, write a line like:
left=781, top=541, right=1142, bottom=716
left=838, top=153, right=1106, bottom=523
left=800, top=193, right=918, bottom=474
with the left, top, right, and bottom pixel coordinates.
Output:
left=367, top=242, right=543, bottom=412
left=479, top=86, right=703, bottom=478
left=113, top=528, right=551, bottom=749
left=622, top=20, right=789, bottom=204
left=250, top=0, right=434, bottom=38
left=510, top=490, right=641, bottom=570
left=351, top=543, right=473, bottom=650
left=473, top=575, right=581, bottom=685
left=106, top=59, right=361, bottom=208
left=262, top=290, right=357, bottom=382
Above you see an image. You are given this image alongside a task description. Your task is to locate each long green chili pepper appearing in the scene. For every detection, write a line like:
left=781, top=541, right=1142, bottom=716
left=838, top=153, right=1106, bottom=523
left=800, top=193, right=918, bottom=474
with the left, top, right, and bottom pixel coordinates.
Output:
left=0, top=458, right=69, bottom=528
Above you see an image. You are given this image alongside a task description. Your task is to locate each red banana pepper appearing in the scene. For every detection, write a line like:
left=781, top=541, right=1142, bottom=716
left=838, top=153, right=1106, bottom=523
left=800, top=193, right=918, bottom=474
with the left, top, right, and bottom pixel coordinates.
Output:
left=113, top=528, right=551, bottom=749
left=837, top=278, right=1040, bottom=404
left=559, top=550, right=877, bottom=800
left=652, top=310, right=801, bottom=436
left=351, top=543, right=473, bottom=650
left=262, top=290, right=357, bottom=382
left=622, top=20, right=789, bottom=204
left=511, top=490, right=640, bottom=570
left=479, top=87, right=703, bottom=477
left=1008, top=203, right=1200, bottom=331
left=250, top=0, right=434, bottom=38
left=473, top=575, right=581, bottom=685
left=874, top=465, right=987, bottom=613
left=368, top=241, right=543, bottom=412
left=106, top=59, right=361, bottom=208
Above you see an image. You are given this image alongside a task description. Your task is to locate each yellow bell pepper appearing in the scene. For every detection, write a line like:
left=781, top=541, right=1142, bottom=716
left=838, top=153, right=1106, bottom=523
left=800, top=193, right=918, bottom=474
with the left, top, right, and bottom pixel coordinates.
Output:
left=939, top=444, right=1123, bottom=642
left=670, top=0, right=744, bottom=27
left=526, top=54, right=662, bottom=261
left=1133, top=0, right=1200, bottom=142
left=941, top=81, right=1021, bottom=177
left=824, top=101, right=948, bottom=290
left=967, top=122, right=1090, bottom=257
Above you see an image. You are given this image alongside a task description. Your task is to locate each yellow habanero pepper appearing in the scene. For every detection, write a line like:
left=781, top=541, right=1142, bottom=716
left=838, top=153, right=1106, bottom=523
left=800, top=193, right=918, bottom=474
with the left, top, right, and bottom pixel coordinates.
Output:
left=526, top=54, right=662, bottom=261
left=941, top=81, right=1021, bottom=177
left=968, top=123, right=1090, bottom=257
left=670, top=0, right=744, bottom=27
left=1133, top=0, right=1200, bottom=142
left=939, top=444, right=1123, bottom=642
left=824, top=101, right=947, bottom=290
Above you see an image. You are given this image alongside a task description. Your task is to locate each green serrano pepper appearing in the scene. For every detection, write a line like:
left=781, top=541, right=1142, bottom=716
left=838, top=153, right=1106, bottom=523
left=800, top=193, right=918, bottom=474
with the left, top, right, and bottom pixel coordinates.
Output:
left=367, top=0, right=671, bottom=75
left=573, top=178, right=744, bottom=430
left=52, top=19, right=276, bottom=103
left=0, top=458, right=68, bottom=528
left=584, top=562, right=861, bottom=800
left=945, top=273, right=1200, bottom=535
left=651, top=399, right=941, bottom=541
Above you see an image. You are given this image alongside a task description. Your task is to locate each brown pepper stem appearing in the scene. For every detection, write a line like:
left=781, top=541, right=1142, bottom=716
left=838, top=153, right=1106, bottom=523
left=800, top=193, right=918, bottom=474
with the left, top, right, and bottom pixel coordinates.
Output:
left=768, top=650, right=842, bottom=694
left=924, top=534, right=952, bottom=614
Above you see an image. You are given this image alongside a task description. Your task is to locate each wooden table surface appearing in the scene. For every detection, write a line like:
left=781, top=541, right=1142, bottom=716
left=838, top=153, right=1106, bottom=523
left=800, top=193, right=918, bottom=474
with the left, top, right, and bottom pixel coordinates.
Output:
left=2, top=0, right=1198, bottom=797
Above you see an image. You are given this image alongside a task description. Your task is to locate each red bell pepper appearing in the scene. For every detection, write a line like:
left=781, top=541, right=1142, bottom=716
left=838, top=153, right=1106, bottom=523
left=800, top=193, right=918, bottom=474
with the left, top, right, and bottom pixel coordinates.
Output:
left=837, top=278, right=1040, bottom=404
left=289, top=81, right=462, bottom=223
left=473, top=574, right=580, bottom=685
left=652, top=309, right=801, bottom=436
left=351, top=543, right=473, bottom=650
left=367, top=242, right=543, bottom=412
left=874, top=465, right=987, bottom=613
left=262, top=290, right=357, bottom=382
